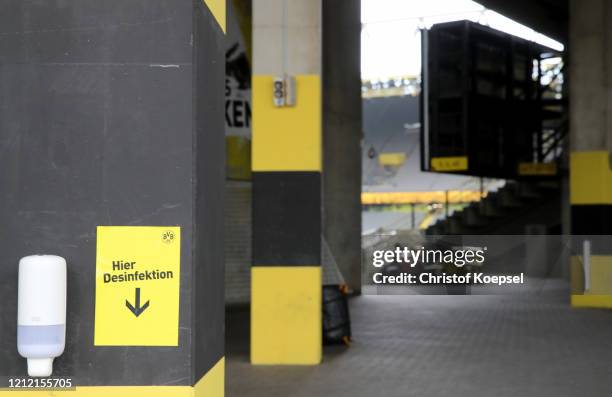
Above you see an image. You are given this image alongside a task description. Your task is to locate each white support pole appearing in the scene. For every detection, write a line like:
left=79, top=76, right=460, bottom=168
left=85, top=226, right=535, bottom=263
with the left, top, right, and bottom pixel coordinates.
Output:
left=583, top=240, right=591, bottom=293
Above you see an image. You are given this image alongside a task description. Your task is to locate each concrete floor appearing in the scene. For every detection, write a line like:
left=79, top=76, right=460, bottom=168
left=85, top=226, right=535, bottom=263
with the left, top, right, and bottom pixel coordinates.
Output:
left=226, top=280, right=612, bottom=397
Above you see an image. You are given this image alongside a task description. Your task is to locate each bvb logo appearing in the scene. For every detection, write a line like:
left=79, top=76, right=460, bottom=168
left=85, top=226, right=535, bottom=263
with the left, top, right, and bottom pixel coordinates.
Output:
left=162, top=230, right=175, bottom=244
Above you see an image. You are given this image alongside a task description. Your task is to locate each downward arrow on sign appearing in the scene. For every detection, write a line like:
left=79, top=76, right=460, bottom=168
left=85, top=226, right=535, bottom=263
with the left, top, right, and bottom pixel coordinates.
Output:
left=126, top=288, right=150, bottom=317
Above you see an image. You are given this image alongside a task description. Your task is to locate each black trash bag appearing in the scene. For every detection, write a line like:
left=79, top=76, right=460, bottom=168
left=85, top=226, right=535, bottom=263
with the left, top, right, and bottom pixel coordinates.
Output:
left=322, top=285, right=351, bottom=345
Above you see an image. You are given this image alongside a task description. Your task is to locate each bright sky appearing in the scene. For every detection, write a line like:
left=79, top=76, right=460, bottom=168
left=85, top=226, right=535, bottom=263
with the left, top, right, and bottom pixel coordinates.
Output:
left=361, top=0, right=565, bottom=81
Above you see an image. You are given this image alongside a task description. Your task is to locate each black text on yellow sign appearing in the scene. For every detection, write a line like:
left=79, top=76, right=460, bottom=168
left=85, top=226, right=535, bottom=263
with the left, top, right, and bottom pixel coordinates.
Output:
left=518, top=162, right=557, bottom=176
left=430, top=156, right=469, bottom=172
left=94, top=226, right=181, bottom=346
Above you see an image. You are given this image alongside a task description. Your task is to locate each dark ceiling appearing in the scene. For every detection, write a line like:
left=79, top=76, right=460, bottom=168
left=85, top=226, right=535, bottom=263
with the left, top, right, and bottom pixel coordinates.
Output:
left=476, top=0, right=568, bottom=45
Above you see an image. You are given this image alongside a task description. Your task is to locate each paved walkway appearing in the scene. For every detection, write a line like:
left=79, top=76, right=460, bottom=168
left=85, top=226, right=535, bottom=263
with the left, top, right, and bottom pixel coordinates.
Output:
left=227, top=280, right=612, bottom=397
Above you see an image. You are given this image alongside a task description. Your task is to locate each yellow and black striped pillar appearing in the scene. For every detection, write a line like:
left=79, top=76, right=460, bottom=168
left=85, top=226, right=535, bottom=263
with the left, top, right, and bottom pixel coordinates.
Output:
left=570, top=151, right=612, bottom=308
left=251, top=0, right=323, bottom=365
left=568, top=0, right=612, bottom=309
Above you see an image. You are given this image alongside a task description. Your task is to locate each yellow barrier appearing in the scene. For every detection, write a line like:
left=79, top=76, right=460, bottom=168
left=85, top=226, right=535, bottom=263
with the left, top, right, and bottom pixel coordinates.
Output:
left=361, top=190, right=485, bottom=205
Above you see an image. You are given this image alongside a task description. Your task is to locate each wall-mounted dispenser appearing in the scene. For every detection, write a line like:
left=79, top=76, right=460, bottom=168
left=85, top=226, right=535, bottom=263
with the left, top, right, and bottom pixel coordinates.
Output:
left=17, top=255, right=67, bottom=377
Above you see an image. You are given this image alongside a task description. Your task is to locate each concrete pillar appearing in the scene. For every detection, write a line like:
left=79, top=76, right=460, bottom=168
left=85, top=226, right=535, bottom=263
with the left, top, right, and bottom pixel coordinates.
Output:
left=322, top=0, right=363, bottom=294
left=251, top=0, right=323, bottom=365
left=0, top=1, right=226, bottom=395
left=569, top=0, right=612, bottom=308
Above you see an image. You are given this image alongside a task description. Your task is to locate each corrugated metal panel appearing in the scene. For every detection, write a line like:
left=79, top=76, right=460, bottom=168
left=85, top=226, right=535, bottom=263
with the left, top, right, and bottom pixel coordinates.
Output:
left=224, top=181, right=252, bottom=305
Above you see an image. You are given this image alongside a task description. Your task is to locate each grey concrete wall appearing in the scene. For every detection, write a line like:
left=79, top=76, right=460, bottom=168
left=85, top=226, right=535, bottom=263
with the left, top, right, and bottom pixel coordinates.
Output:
left=194, top=0, right=226, bottom=383
left=253, top=0, right=321, bottom=75
left=0, top=0, right=224, bottom=386
left=322, top=0, right=362, bottom=293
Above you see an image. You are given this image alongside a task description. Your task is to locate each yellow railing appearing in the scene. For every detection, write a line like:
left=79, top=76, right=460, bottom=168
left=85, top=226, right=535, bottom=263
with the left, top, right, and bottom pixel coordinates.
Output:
left=361, top=190, right=485, bottom=205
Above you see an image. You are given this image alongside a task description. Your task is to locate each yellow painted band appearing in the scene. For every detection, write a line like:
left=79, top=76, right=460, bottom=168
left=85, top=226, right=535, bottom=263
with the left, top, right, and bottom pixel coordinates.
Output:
left=571, top=252, right=612, bottom=309
left=361, top=190, right=485, bottom=205
left=194, top=357, right=225, bottom=397
left=251, top=266, right=322, bottom=365
left=571, top=295, right=612, bottom=309
left=571, top=255, right=612, bottom=297
left=570, top=151, right=612, bottom=204
left=252, top=75, right=322, bottom=172
left=0, top=357, right=225, bottom=397
left=203, top=0, right=226, bottom=33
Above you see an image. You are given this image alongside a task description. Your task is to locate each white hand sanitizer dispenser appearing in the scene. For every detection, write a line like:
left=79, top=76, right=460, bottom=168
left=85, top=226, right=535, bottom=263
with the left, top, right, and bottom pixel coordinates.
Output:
left=17, top=255, right=67, bottom=377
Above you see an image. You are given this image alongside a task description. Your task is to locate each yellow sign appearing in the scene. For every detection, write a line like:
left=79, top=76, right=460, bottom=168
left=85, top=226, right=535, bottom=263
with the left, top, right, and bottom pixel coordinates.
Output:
left=518, top=162, right=557, bottom=176
left=94, top=226, right=181, bottom=346
left=431, top=156, right=468, bottom=171
left=378, top=152, right=407, bottom=167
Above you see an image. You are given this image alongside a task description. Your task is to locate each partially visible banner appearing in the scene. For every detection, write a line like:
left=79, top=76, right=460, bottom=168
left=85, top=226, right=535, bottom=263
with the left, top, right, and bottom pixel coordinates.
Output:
left=226, top=0, right=252, bottom=180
